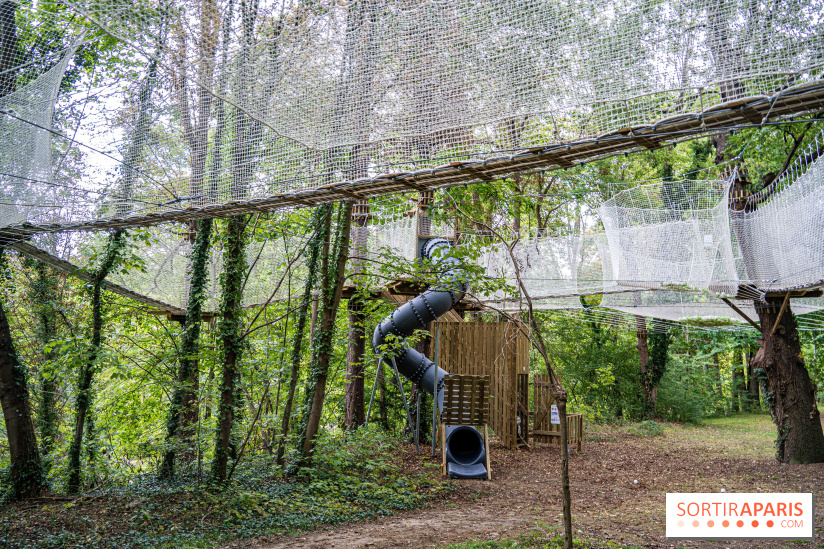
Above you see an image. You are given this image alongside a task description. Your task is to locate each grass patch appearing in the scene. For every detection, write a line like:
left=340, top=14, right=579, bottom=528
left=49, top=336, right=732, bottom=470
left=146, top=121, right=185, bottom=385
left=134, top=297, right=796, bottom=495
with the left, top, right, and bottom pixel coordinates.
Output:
left=585, top=413, right=778, bottom=459
left=585, top=419, right=665, bottom=442
left=661, top=412, right=776, bottom=459
left=625, top=420, right=665, bottom=438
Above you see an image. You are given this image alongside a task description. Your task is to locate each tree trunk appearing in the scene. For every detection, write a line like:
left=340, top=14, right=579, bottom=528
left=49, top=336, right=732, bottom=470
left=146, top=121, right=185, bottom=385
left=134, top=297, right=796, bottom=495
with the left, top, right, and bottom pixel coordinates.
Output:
left=275, top=210, right=326, bottom=466
left=344, top=201, right=369, bottom=430
left=725, top=159, right=824, bottom=462
left=752, top=300, right=824, bottom=463
left=67, top=231, right=123, bottom=493
left=24, top=259, right=59, bottom=465
left=733, top=365, right=745, bottom=412
left=212, top=216, right=247, bottom=482
left=635, top=315, right=651, bottom=417
left=160, top=218, right=213, bottom=479
left=0, top=293, right=46, bottom=499
left=345, top=296, right=366, bottom=429
left=747, top=348, right=760, bottom=410
left=295, top=201, right=354, bottom=463
left=0, top=1, right=18, bottom=98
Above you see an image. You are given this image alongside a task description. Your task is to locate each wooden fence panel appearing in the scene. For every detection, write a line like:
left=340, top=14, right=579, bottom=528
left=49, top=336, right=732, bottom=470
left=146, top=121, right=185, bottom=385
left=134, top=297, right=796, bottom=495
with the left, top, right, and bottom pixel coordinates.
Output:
left=532, top=374, right=583, bottom=450
left=441, top=375, right=490, bottom=425
left=433, top=321, right=529, bottom=448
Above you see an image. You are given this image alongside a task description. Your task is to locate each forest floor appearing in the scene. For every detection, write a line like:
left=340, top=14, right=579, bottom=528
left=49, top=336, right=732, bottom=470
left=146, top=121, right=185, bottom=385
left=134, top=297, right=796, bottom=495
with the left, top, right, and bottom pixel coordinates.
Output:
left=239, top=413, right=824, bottom=549
left=2, top=414, right=822, bottom=549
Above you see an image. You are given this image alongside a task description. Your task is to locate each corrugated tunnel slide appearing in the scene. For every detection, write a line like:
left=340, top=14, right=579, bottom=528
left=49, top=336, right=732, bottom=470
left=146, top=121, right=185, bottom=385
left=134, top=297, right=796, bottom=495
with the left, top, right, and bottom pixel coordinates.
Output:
left=372, top=238, right=488, bottom=479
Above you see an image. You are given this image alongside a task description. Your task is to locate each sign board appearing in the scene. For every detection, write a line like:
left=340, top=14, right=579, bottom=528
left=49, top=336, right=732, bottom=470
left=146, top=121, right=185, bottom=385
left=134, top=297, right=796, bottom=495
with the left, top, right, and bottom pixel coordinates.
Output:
left=550, top=404, right=560, bottom=424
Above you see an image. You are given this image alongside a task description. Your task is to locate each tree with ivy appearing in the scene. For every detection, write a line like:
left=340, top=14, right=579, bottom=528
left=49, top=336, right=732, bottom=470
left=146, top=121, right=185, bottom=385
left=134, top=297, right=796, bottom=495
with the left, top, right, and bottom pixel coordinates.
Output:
left=290, top=200, right=354, bottom=470
left=66, top=230, right=125, bottom=493
left=0, top=249, right=47, bottom=499
left=641, top=320, right=670, bottom=418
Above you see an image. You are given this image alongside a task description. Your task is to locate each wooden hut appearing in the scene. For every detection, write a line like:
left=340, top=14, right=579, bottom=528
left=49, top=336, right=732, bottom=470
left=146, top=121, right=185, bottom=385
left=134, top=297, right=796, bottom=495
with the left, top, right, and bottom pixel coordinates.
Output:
left=432, top=321, right=530, bottom=449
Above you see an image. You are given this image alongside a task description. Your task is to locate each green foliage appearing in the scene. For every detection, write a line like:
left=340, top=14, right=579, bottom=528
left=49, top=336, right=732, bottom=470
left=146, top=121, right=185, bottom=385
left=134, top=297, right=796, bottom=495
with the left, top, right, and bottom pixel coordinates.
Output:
left=654, top=354, right=717, bottom=424
left=536, top=311, right=641, bottom=421
left=626, top=420, right=665, bottom=438
left=0, top=430, right=447, bottom=548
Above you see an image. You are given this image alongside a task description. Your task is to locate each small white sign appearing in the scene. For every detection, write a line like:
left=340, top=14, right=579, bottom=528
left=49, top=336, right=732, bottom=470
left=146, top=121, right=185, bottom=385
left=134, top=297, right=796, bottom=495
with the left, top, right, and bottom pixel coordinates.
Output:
left=703, top=234, right=714, bottom=247
left=550, top=404, right=560, bottom=424
left=666, top=493, right=814, bottom=540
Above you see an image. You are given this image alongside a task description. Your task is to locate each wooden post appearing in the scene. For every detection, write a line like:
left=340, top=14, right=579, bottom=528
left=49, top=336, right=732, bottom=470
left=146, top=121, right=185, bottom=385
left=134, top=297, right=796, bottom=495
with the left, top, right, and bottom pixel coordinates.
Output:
left=441, top=422, right=447, bottom=475
left=484, top=424, right=492, bottom=480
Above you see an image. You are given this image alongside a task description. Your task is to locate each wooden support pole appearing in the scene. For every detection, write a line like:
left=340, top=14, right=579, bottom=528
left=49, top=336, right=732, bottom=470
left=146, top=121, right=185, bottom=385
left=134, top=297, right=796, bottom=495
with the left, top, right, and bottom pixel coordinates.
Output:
left=484, top=424, right=492, bottom=480
left=770, top=292, right=792, bottom=336
left=720, top=297, right=761, bottom=331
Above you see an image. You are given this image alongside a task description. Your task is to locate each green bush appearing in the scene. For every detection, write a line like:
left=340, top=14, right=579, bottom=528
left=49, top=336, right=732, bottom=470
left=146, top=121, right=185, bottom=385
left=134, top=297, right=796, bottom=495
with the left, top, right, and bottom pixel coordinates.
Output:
left=626, top=420, right=665, bottom=437
left=655, top=354, right=717, bottom=423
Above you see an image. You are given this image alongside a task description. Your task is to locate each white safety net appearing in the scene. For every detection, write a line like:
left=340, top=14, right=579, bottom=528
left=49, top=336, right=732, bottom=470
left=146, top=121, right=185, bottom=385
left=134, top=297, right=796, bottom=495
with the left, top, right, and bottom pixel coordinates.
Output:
left=598, top=179, right=739, bottom=295
left=469, top=232, right=610, bottom=310
left=730, top=134, right=824, bottom=292
left=1, top=0, right=823, bottom=230
left=0, top=43, right=75, bottom=227
left=103, top=225, right=309, bottom=312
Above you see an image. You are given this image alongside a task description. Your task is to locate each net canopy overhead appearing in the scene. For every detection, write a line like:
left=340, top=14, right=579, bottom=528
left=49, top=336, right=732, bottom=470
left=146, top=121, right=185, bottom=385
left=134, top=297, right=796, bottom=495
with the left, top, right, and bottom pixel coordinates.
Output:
left=470, top=232, right=611, bottom=310
left=103, top=227, right=310, bottom=312
left=1, top=0, right=824, bottom=235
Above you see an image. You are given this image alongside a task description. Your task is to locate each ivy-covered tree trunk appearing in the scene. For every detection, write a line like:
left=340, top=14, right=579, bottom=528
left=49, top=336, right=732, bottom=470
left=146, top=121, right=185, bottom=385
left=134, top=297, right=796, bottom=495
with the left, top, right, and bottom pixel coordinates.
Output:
left=643, top=320, right=669, bottom=418
left=0, top=278, right=46, bottom=499
left=344, top=296, right=366, bottom=429
left=634, top=315, right=652, bottom=417
left=212, top=215, right=248, bottom=482
left=67, top=230, right=124, bottom=493
left=292, top=200, right=353, bottom=468
left=752, top=300, right=824, bottom=463
left=24, top=259, right=60, bottom=464
left=160, top=218, right=213, bottom=479
left=275, top=208, right=326, bottom=466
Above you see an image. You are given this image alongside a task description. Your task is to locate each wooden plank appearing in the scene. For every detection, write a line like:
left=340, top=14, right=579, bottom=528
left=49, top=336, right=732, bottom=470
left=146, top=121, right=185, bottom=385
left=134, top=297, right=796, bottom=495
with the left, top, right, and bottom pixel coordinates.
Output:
left=484, top=424, right=492, bottom=480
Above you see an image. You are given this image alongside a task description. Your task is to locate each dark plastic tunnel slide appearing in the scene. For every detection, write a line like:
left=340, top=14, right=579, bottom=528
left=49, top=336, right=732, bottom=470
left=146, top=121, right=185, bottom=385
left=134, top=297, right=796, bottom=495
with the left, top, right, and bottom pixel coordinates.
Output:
left=372, top=238, right=488, bottom=480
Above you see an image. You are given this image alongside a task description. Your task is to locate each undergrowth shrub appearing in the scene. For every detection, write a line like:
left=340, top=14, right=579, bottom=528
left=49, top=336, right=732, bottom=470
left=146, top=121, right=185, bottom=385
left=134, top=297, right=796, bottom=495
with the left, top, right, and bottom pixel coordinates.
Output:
left=655, top=354, right=716, bottom=423
left=0, top=427, right=449, bottom=549
left=626, top=419, right=665, bottom=437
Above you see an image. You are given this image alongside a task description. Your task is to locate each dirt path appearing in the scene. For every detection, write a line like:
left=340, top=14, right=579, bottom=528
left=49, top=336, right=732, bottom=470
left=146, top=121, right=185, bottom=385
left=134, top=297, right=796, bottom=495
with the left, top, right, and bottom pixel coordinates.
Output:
left=229, top=420, right=824, bottom=549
